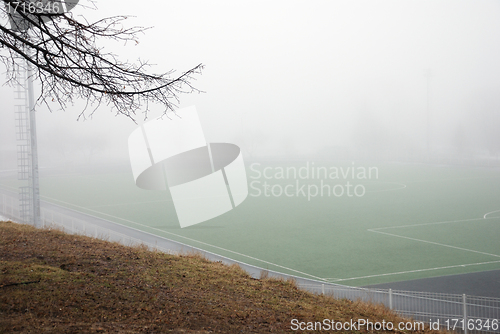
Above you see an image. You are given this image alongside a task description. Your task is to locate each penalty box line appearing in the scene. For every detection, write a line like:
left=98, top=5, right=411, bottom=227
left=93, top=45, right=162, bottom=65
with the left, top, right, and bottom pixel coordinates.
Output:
left=368, top=229, right=500, bottom=259
left=325, top=260, right=500, bottom=283
left=354, top=212, right=500, bottom=282
left=370, top=215, right=497, bottom=231
left=368, top=214, right=500, bottom=258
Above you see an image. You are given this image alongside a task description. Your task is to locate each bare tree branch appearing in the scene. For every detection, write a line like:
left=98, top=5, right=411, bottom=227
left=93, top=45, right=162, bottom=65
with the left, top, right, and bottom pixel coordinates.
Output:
left=0, top=0, right=203, bottom=121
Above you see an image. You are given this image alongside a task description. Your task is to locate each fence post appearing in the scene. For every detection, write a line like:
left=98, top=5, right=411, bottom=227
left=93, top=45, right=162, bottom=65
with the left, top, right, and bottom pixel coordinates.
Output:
left=463, top=294, right=468, bottom=334
left=322, top=284, right=325, bottom=295
left=389, top=289, right=393, bottom=310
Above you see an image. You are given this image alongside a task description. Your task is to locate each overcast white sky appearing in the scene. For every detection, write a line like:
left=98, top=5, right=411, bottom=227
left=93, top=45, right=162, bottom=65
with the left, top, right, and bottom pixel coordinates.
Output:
left=1, top=0, right=500, bottom=169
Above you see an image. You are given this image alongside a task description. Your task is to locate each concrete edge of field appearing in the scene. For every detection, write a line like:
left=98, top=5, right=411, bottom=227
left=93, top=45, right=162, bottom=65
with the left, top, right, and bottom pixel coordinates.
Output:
left=0, top=186, right=344, bottom=293
left=2, top=186, right=499, bottom=298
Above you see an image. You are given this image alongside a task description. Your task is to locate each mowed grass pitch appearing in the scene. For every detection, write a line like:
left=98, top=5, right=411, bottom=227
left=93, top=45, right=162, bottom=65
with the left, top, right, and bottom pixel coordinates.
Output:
left=1, top=161, right=500, bottom=286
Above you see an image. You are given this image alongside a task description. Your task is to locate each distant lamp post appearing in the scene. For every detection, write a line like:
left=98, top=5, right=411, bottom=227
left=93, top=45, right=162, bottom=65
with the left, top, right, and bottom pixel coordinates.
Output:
left=423, top=68, right=433, bottom=158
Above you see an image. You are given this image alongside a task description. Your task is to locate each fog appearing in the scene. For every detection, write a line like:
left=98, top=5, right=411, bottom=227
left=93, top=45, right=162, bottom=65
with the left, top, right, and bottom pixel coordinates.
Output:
left=2, top=0, right=500, bottom=172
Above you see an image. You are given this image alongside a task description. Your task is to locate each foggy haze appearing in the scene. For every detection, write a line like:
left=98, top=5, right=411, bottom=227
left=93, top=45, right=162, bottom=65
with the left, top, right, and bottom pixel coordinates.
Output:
left=2, top=0, right=500, bottom=172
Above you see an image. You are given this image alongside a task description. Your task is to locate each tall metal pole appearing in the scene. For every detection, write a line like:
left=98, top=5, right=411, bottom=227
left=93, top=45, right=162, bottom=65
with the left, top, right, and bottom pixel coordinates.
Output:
left=8, top=1, right=79, bottom=228
left=26, top=60, right=41, bottom=228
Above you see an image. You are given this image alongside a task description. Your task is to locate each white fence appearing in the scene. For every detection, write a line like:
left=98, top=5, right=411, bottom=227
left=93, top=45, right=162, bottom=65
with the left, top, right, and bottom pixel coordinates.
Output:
left=298, top=283, right=500, bottom=333
left=0, top=193, right=21, bottom=220
left=1, top=192, right=499, bottom=333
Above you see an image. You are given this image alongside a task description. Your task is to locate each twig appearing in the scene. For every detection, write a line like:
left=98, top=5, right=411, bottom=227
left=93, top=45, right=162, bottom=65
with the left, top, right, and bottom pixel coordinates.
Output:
left=0, top=279, right=41, bottom=288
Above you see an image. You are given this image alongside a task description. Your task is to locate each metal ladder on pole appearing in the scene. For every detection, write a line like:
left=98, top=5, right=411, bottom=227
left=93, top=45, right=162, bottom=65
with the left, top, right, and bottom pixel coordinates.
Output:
left=14, top=60, right=41, bottom=227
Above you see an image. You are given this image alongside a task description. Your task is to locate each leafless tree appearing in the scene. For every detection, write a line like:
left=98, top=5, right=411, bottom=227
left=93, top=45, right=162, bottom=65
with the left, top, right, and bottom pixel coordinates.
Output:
left=0, top=0, right=203, bottom=121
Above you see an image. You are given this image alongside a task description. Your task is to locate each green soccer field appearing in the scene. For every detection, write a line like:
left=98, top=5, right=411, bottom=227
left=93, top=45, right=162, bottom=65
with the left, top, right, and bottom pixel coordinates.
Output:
left=2, top=161, right=500, bottom=286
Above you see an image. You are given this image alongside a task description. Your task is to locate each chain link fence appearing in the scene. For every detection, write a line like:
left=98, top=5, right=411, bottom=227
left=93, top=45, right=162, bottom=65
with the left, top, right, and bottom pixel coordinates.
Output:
left=298, top=283, right=500, bottom=333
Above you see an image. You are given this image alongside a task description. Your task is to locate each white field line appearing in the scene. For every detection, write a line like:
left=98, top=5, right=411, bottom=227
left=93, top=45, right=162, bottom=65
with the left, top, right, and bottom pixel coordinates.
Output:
left=327, top=260, right=500, bottom=282
left=364, top=181, right=407, bottom=193
left=484, top=210, right=500, bottom=219
left=368, top=229, right=500, bottom=258
left=367, top=214, right=500, bottom=259
left=0, top=182, right=329, bottom=281
left=371, top=216, right=490, bottom=231
left=86, top=183, right=406, bottom=208
left=89, top=199, right=172, bottom=208
left=39, top=194, right=327, bottom=282
left=348, top=212, right=500, bottom=282
left=401, top=175, right=500, bottom=184
left=6, top=177, right=499, bottom=284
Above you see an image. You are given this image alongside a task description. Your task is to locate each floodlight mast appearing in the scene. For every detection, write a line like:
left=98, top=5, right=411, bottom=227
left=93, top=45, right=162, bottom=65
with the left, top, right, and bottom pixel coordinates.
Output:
left=26, top=55, right=40, bottom=227
left=423, top=68, right=432, bottom=158
left=6, top=0, right=79, bottom=227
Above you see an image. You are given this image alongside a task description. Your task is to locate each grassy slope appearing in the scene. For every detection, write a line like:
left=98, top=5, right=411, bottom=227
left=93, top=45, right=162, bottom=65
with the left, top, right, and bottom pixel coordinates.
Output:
left=0, top=221, right=445, bottom=333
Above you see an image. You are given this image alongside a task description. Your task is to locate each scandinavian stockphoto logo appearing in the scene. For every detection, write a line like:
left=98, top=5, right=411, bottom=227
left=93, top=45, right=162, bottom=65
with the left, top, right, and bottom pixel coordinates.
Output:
left=128, top=106, right=248, bottom=228
left=249, top=162, right=379, bottom=201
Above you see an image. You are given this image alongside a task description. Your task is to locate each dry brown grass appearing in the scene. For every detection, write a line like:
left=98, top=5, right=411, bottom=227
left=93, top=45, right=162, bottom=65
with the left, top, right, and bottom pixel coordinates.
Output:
left=0, top=221, right=448, bottom=333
